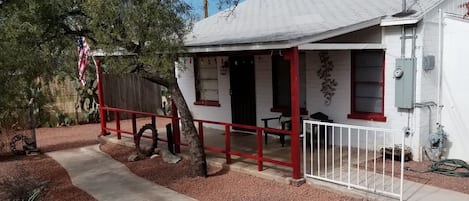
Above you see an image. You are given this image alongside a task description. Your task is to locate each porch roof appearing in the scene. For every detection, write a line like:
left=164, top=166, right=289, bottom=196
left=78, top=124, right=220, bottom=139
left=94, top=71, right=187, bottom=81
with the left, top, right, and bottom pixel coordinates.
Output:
left=185, top=0, right=443, bottom=53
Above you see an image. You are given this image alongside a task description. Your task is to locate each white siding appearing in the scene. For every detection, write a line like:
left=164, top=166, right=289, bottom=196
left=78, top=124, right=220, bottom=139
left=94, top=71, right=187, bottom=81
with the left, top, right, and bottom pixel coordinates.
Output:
left=254, top=55, right=279, bottom=127
left=441, top=17, right=469, bottom=161
left=381, top=26, right=423, bottom=159
left=412, top=0, right=469, bottom=160
left=305, top=50, right=351, bottom=123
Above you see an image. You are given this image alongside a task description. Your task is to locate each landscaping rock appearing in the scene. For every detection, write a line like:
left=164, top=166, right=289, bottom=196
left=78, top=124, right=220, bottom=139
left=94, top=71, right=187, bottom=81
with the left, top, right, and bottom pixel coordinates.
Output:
left=150, top=154, right=160, bottom=159
left=128, top=152, right=142, bottom=162
left=160, top=149, right=181, bottom=164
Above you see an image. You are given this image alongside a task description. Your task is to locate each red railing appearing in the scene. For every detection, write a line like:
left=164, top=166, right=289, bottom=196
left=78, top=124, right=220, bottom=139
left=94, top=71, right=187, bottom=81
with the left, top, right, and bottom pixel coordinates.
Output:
left=100, top=106, right=295, bottom=174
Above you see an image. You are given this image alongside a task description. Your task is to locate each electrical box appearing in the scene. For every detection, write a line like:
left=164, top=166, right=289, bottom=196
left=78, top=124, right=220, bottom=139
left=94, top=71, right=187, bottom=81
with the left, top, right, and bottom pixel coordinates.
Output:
left=394, top=58, right=416, bottom=109
left=423, top=55, right=435, bottom=71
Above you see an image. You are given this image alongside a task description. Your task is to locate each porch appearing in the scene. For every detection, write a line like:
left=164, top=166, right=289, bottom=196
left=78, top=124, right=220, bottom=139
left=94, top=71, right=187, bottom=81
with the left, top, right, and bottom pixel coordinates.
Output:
left=97, top=104, right=411, bottom=198
left=100, top=114, right=413, bottom=199
left=100, top=115, right=373, bottom=181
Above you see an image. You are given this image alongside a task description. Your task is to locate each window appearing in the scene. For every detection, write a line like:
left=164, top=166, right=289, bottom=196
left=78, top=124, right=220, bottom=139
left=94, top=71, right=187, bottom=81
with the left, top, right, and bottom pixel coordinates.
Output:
left=194, top=57, right=220, bottom=107
left=272, top=55, right=291, bottom=109
left=348, top=50, right=386, bottom=121
left=271, top=54, right=307, bottom=115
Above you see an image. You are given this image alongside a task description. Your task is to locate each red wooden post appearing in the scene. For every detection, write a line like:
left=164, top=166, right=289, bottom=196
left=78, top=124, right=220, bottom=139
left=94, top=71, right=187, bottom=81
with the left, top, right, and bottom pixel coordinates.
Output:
left=95, top=58, right=107, bottom=136
left=225, top=125, right=231, bottom=164
left=198, top=121, right=204, bottom=148
left=115, top=111, right=121, bottom=140
left=171, top=100, right=181, bottom=153
left=151, top=116, right=156, bottom=129
left=286, top=47, right=301, bottom=179
left=131, top=114, right=137, bottom=143
left=257, top=128, right=263, bottom=171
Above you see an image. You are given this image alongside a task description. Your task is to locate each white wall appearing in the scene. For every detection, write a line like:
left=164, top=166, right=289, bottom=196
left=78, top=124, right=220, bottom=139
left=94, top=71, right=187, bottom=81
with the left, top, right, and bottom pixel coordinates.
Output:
left=410, top=0, right=469, bottom=161
left=441, top=17, right=469, bottom=161
left=176, top=25, right=432, bottom=157
left=254, top=55, right=280, bottom=127
left=302, top=24, right=430, bottom=155
left=381, top=25, right=424, bottom=159
left=303, top=48, right=408, bottom=150
left=305, top=50, right=351, bottom=123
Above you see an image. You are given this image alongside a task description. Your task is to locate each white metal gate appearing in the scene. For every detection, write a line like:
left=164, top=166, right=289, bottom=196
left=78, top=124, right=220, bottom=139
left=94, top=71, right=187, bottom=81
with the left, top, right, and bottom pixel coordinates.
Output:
left=302, top=120, right=405, bottom=201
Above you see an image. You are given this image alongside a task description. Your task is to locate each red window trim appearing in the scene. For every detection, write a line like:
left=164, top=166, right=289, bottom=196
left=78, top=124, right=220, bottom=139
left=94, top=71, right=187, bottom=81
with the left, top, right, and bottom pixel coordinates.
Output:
left=194, top=100, right=221, bottom=107
left=347, top=113, right=387, bottom=122
left=349, top=50, right=386, bottom=122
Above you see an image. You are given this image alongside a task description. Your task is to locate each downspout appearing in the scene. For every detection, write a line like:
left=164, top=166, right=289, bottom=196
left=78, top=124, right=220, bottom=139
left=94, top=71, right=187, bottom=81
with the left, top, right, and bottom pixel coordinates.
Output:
left=408, top=25, right=417, bottom=134
left=436, top=9, right=444, bottom=124
left=411, top=26, right=416, bottom=60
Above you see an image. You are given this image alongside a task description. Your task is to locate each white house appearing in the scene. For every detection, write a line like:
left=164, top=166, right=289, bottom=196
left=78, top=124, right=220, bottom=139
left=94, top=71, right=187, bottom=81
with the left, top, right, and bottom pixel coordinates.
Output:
left=176, top=0, right=469, bottom=164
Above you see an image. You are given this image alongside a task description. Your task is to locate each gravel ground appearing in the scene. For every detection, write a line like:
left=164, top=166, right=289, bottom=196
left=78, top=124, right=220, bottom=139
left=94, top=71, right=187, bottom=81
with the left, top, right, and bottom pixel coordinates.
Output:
left=3, top=120, right=469, bottom=200
left=101, top=143, right=361, bottom=201
left=1, top=123, right=102, bottom=201
left=0, top=154, right=95, bottom=201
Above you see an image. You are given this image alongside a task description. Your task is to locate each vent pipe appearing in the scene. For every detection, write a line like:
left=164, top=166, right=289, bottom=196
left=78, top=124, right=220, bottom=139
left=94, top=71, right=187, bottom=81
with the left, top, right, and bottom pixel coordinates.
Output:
left=402, top=0, right=407, bottom=12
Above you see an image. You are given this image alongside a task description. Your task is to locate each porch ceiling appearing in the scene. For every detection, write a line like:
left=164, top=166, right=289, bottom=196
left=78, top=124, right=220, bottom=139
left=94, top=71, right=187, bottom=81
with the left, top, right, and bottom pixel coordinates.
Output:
left=298, top=43, right=386, bottom=50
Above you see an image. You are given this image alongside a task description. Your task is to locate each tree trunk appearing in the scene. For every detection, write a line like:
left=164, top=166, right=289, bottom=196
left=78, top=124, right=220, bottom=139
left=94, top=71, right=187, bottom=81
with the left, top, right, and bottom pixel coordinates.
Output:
left=168, top=77, right=207, bottom=177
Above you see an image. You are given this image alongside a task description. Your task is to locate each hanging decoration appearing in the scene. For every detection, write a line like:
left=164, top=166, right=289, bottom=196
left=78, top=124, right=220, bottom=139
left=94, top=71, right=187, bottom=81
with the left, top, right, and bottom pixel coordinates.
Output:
left=220, top=60, right=229, bottom=75
left=317, top=51, right=338, bottom=105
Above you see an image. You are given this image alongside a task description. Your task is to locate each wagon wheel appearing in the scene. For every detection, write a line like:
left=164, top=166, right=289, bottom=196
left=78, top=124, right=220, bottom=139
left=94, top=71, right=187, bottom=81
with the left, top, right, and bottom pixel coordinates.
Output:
left=135, top=124, right=158, bottom=156
left=10, top=134, right=26, bottom=155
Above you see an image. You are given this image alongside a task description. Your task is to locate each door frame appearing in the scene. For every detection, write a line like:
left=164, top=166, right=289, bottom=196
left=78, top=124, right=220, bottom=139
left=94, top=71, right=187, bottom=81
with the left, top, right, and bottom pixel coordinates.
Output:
left=229, top=56, right=257, bottom=128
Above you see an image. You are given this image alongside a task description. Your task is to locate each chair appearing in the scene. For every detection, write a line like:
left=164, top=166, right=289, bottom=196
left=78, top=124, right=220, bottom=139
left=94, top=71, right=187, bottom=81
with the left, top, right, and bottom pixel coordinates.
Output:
left=261, top=115, right=292, bottom=147
left=306, top=112, right=333, bottom=148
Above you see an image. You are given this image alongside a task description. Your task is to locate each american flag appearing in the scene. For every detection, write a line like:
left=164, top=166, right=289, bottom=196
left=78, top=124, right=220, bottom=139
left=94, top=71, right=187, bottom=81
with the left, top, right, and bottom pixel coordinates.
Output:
left=77, top=36, right=90, bottom=86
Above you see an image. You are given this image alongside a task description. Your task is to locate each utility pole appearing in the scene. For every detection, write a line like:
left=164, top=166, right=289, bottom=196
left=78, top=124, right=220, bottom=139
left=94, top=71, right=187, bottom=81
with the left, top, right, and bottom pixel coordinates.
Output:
left=203, top=0, right=208, bottom=18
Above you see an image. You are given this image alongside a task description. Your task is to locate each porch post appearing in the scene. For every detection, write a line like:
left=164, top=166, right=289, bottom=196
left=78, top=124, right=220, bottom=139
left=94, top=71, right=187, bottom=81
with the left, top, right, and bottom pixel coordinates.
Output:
left=288, top=47, right=301, bottom=180
left=95, top=58, right=107, bottom=136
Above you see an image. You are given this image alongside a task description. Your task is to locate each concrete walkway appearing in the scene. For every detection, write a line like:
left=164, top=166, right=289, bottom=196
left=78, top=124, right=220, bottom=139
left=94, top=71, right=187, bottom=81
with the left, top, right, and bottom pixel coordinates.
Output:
left=46, top=145, right=196, bottom=201
left=307, top=166, right=469, bottom=201
left=403, top=179, right=469, bottom=201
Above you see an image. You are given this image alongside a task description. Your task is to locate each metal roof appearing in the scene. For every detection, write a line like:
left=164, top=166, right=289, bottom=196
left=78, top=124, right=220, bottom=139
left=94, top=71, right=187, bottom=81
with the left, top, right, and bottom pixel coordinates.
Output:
left=185, top=0, right=443, bottom=51
left=381, top=0, right=443, bottom=26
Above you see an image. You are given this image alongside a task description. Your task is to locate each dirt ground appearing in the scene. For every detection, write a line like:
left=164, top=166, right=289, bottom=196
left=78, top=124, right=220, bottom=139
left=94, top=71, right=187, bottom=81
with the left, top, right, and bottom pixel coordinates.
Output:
left=0, top=123, right=101, bottom=201
left=101, top=143, right=360, bottom=201
left=0, top=154, right=96, bottom=201
left=2, top=120, right=469, bottom=200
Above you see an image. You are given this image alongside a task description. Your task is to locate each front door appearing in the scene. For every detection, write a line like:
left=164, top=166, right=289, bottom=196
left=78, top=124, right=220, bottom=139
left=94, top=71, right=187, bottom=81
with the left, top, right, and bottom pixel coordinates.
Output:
left=230, top=56, right=256, bottom=127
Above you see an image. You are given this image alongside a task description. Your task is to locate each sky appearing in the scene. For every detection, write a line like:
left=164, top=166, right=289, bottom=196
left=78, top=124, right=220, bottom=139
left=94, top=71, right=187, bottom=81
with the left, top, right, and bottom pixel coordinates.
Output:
left=184, top=0, right=244, bottom=18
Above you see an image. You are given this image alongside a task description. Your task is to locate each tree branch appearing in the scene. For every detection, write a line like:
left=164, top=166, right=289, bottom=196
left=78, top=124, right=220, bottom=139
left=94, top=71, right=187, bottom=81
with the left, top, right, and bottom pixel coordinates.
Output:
left=142, top=74, right=169, bottom=87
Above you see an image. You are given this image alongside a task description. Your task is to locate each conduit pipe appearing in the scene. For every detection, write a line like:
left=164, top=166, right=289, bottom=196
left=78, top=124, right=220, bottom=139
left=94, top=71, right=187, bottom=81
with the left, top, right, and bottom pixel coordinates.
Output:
left=436, top=9, right=444, bottom=124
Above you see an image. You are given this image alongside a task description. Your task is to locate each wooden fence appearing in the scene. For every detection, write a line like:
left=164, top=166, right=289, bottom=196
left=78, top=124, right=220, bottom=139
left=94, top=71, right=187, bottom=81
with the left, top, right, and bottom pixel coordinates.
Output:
left=102, top=74, right=162, bottom=118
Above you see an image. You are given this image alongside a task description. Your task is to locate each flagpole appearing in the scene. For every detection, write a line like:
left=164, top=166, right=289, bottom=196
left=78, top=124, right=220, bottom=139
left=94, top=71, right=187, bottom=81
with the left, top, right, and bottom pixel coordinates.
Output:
left=93, top=56, right=107, bottom=136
